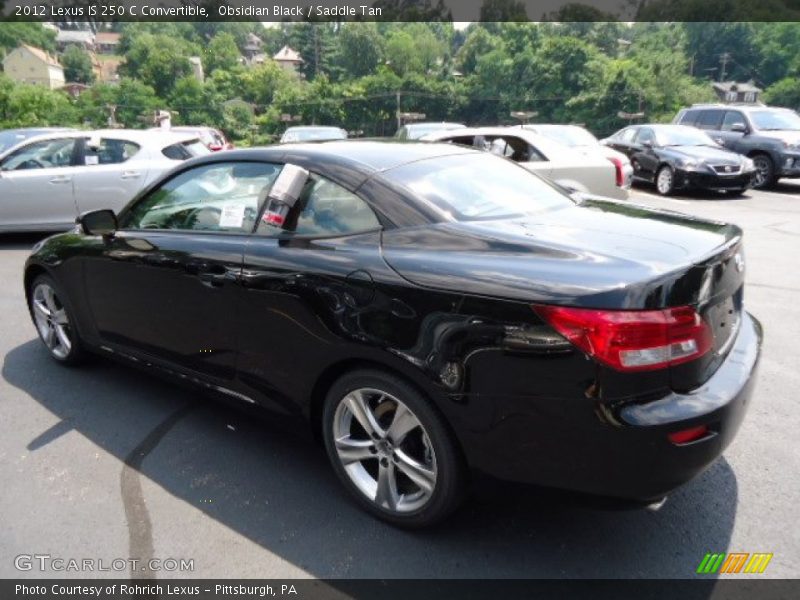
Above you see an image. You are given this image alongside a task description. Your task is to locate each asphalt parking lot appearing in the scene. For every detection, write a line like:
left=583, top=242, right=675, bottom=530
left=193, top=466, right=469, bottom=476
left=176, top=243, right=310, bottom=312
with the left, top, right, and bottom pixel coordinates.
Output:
left=1, top=182, right=798, bottom=580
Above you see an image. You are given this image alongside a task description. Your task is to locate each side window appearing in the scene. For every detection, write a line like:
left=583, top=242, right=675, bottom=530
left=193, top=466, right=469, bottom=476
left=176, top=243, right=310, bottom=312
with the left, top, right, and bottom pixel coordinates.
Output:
left=679, top=110, right=700, bottom=126
left=0, top=138, right=76, bottom=170
left=696, top=110, right=724, bottom=130
left=635, top=128, right=655, bottom=145
left=722, top=111, right=747, bottom=131
left=83, top=138, right=140, bottom=165
left=257, top=175, right=380, bottom=237
left=618, top=128, right=638, bottom=143
left=122, top=161, right=282, bottom=232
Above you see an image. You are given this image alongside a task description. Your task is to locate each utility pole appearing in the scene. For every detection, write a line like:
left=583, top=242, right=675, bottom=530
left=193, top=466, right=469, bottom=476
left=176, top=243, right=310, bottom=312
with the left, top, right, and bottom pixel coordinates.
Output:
left=719, top=52, right=731, bottom=82
left=396, top=91, right=401, bottom=130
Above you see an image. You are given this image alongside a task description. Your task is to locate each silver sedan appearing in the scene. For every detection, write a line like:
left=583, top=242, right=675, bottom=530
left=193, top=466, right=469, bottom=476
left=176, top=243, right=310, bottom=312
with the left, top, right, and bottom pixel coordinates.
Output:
left=0, top=129, right=209, bottom=233
left=421, top=126, right=628, bottom=200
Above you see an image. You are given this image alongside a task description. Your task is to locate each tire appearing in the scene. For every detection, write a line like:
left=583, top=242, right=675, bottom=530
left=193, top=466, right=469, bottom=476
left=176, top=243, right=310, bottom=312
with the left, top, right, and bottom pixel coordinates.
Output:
left=29, top=274, right=85, bottom=366
left=751, top=154, right=777, bottom=189
left=322, top=369, right=466, bottom=528
left=655, top=165, right=675, bottom=196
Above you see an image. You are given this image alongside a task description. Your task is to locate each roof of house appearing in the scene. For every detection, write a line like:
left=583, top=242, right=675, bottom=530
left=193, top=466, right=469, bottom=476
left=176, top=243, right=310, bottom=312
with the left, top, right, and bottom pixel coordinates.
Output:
left=95, top=32, right=121, bottom=45
left=10, top=44, right=63, bottom=69
left=55, top=30, right=95, bottom=44
left=244, top=33, right=263, bottom=49
left=273, top=45, right=303, bottom=63
left=713, top=81, right=762, bottom=93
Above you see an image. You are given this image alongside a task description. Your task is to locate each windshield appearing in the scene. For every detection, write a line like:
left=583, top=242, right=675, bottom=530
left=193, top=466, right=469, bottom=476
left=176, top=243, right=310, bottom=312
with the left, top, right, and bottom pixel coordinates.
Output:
left=282, top=127, right=347, bottom=142
left=535, top=126, right=598, bottom=147
left=749, top=109, right=800, bottom=131
left=407, top=123, right=466, bottom=139
left=654, top=127, right=717, bottom=146
left=0, top=131, right=32, bottom=153
left=384, top=154, right=573, bottom=222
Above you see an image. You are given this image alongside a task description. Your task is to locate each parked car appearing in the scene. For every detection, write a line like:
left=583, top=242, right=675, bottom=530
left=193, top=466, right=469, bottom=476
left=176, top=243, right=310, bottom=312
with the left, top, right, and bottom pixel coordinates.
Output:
left=0, top=129, right=210, bottom=233
left=280, top=126, right=348, bottom=143
left=0, top=128, right=76, bottom=153
left=24, top=141, right=761, bottom=527
left=154, top=126, right=233, bottom=152
left=522, top=124, right=634, bottom=191
left=422, top=126, right=625, bottom=199
left=395, top=122, right=466, bottom=140
left=602, top=124, right=757, bottom=196
left=673, top=104, right=800, bottom=188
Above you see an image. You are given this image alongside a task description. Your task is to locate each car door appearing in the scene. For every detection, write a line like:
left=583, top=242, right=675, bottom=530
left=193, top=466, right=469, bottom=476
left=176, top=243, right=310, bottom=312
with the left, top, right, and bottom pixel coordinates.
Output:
left=716, top=110, right=749, bottom=152
left=72, top=136, right=150, bottom=215
left=606, top=127, right=638, bottom=158
left=236, top=169, right=385, bottom=412
left=82, top=160, right=282, bottom=381
left=630, top=127, right=659, bottom=180
left=0, top=136, right=80, bottom=230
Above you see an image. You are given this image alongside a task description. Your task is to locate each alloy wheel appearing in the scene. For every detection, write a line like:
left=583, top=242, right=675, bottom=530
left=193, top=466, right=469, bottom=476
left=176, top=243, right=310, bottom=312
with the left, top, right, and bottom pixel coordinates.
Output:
left=656, top=167, right=673, bottom=195
left=31, top=283, right=73, bottom=360
left=752, top=156, right=772, bottom=188
left=332, top=388, right=437, bottom=513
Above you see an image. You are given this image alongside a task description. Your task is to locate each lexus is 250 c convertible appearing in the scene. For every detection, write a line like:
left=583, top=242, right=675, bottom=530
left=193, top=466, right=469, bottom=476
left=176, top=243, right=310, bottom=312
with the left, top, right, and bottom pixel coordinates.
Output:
left=24, top=142, right=762, bottom=527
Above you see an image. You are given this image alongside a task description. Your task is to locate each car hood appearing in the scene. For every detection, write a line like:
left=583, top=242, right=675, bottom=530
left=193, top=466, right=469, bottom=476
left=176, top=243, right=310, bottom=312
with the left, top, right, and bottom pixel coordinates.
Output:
left=666, top=145, right=742, bottom=164
left=381, top=199, right=741, bottom=309
left=757, top=130, right=800, bottom=144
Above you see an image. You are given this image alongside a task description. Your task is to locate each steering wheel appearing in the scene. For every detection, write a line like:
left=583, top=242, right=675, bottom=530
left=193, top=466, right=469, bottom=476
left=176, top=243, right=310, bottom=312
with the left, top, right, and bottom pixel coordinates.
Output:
left=17, top=158, right=48, bottom=170
left=185, top=207, right=222, bottom=230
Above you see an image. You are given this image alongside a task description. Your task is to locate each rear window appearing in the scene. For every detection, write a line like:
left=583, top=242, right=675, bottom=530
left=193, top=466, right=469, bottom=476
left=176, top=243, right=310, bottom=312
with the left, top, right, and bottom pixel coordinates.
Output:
left=695, top=110, right=724, bottom=130
left=384, top=153, right=572, bottom=222
left=162, top=139, right=211, bottom=160
left=678, top=110, right=701, bottom=126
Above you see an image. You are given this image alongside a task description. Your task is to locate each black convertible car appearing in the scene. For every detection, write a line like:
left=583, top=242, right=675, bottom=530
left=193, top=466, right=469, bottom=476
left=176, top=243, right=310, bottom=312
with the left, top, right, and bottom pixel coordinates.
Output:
left=603, top=124, right=757, bottom=195
left=25, top=142, right=761, bottom=527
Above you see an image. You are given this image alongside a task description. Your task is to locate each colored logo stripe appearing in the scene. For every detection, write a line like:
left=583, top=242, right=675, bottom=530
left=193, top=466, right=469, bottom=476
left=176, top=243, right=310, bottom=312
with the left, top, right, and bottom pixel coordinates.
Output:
left=696, top=552, right=773, bottom=574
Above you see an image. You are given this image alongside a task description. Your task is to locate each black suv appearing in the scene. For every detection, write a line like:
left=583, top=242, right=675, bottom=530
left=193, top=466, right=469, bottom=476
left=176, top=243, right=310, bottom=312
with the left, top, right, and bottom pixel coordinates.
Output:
left=673, top=104, right=800, bottom=188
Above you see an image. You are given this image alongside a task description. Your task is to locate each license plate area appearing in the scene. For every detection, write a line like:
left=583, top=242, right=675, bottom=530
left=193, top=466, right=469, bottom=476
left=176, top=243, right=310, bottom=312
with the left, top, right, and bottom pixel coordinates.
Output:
left=705, top=290, right=743, bottom=357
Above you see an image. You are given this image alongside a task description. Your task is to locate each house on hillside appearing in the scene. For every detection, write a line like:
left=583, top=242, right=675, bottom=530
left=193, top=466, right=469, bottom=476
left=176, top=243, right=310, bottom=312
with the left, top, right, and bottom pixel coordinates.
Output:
left=2, top=44, right=65, bottom=89
left=273, top=45, right=303, bottom=73
left=243, top=33, right=266, bottom=65
left=55, top=29, right=95, bottom=52
left=95, top=32, right=121, bottom=55
left=712, top=81, right=762, bottom=104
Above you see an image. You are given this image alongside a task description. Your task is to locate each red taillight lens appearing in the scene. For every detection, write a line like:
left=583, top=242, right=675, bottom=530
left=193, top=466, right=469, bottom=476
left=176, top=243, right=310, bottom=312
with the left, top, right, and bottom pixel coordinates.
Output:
left=668, top=425, right=710, bottom=445
left=533, top=305, right=713, bottom=372
left=607, top=156, right=625, bottom=187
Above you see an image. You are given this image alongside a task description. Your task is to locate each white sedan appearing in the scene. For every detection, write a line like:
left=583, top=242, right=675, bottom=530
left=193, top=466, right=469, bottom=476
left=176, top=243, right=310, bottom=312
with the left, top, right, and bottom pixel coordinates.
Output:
left=0, top=129, right=209, bottom=233
left=421, top=126, right=628, bottom=200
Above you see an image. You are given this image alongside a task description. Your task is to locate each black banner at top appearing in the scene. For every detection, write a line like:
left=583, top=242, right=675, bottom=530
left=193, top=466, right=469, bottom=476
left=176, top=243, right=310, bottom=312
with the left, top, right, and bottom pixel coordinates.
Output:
left=2, top=0, right=800, bottom=22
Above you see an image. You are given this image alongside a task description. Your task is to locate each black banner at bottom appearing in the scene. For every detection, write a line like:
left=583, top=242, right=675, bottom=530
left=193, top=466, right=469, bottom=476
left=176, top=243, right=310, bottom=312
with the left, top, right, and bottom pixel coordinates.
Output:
left=2, top=579, right=799, bottom=600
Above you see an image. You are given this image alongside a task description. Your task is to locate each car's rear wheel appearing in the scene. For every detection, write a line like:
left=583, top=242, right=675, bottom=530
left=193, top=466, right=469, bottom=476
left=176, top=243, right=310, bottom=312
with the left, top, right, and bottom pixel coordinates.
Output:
left=752, top=154, right=776, bottom=189
left=322, top=369, right=466, bottom=528
left=29, top=275, right=84, bottom=365
left=655, top=165, right=675, bottom=196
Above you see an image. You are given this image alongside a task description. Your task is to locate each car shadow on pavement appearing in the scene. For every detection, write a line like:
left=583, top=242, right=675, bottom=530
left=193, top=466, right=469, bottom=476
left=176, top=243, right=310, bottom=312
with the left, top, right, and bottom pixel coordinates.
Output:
left=3, top=339, right=738, bottom=580
left=633, top=184, right=754, bottom=202
left=0, top=232, right=53, bottom=251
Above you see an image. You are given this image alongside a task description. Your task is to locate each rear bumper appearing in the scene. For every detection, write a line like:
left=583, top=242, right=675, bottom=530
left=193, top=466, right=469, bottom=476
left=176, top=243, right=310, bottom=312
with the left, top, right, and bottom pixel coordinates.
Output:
left=675, top=169, right=756, bottom=191
left=462, top=312, right=762, bottom=500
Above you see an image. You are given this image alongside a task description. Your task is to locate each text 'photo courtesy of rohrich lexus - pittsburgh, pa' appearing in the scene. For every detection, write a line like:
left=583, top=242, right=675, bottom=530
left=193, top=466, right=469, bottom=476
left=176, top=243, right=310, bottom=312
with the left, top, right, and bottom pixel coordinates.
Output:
left=24, top=141, right=761, bottom=528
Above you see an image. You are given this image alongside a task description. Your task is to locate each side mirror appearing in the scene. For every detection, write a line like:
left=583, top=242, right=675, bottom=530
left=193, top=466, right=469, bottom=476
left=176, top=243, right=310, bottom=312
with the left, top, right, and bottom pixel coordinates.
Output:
left=731, top=123, right=748, bottom=133
left=79, top=209, right=117, bottom=236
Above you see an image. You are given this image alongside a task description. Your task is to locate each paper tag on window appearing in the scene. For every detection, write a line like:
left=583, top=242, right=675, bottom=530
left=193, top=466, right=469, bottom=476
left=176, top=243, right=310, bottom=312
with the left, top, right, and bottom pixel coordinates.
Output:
left=219, top=204, right=246, bottom=228
left=84, top=155, right=99, bottom=165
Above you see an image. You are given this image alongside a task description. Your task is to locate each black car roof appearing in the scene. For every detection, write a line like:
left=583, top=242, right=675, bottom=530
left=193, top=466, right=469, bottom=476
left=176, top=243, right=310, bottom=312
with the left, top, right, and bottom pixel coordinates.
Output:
left=190, top=140, right=477, bottom=182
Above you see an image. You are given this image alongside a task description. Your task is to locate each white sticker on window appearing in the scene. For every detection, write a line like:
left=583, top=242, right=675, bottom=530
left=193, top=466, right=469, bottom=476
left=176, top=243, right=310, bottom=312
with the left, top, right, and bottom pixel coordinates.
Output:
left=219, top=204, right=246, bottom=228
left=84, top=155, right=99, bottom=165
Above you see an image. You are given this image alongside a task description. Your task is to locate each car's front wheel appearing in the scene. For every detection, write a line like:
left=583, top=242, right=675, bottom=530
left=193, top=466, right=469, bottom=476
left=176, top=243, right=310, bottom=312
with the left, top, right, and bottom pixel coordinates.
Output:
left=655, top=165, right=675, bottom=195
left=29, top=274, right=84, bottom=365
left=322, top=369, right=466, bottom=528
left=752, top=154, right=776, bottom=189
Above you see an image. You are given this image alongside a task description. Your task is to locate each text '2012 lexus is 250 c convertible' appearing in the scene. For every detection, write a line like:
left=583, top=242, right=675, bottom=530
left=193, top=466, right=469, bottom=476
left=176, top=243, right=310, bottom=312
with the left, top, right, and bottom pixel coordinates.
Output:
left=24, top=141, right=762, bottom=527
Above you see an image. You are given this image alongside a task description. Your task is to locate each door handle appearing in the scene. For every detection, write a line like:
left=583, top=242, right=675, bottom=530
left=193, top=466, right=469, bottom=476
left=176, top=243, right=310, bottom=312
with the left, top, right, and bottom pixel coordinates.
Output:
left=121, top=171, right=141, bottom=180
left=49, top=176, right=71, bottom=184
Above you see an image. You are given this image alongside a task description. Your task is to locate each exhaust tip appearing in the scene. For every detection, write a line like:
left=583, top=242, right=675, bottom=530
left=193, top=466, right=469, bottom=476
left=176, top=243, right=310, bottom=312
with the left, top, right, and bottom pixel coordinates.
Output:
left=646, top=496, right=668, bottom=512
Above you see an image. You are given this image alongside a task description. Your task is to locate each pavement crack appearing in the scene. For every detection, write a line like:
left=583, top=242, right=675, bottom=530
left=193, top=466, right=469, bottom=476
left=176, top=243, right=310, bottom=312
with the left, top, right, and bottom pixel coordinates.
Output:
left=121, top=404, right=194, bottom=580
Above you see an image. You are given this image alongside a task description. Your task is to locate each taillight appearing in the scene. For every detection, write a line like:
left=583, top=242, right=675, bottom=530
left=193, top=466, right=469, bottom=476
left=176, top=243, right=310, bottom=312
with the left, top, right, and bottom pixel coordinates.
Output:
left=533, top=305, right=713, bottom=372
left=607, top=156, right=625, bottom=187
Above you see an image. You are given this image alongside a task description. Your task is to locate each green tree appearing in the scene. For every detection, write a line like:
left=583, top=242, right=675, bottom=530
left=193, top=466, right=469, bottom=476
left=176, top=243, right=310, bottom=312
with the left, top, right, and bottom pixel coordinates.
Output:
left=764, top=77, right=800, bottom=109
left=204, top=32, right=241, bottom=75
left=118, top=33, right=197, bottom=98
left=61, top=45, right=96, bottom=85
left=336, top=23, right=385, bottom=80
left=1, top=83, right=76, bottom=128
